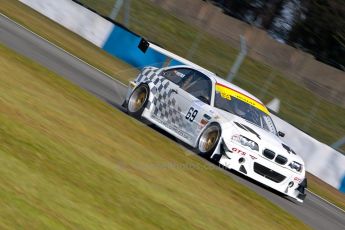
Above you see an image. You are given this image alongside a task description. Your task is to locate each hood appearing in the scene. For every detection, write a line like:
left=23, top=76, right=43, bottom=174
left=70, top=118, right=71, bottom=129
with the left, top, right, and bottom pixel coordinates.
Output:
left=216, top=109, right=304, bottom=166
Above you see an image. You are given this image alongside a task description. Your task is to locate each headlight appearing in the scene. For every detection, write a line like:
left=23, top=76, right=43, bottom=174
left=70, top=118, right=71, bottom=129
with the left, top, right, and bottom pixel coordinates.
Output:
left=289, top=161, right=303, bottom=172
left=231, top=135, right=259, bottom=151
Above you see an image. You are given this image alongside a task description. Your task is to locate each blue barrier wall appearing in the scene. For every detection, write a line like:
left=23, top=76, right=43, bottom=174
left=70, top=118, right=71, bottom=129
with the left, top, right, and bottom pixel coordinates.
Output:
left=340, top=175, right=345, bottom=192
left=102, top=26, right=167, bottom=68
left=169, top=59, right=184, bottom=66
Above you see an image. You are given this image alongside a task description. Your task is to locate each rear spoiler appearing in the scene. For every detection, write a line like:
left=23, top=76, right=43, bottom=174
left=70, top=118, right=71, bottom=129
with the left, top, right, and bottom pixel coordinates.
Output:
left=137, top=38, right=215, bottom=74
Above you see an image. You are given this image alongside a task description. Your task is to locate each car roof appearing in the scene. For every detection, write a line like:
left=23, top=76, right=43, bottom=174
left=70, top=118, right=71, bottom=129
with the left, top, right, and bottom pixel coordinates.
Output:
left=169, top=65, right=264, bottom=105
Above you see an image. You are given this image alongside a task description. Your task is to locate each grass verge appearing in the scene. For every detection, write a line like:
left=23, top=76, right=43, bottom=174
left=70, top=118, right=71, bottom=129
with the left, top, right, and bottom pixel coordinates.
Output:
left=0, top=43, right=311, bottom=229
left=1, top=0, right=345, bottom=214
left=307, top=173, right=345, bottom=211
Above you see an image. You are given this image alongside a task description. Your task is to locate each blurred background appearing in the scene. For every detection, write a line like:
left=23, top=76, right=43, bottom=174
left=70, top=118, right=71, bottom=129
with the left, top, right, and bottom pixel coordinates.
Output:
left=76, top=0, right=345, bottom=152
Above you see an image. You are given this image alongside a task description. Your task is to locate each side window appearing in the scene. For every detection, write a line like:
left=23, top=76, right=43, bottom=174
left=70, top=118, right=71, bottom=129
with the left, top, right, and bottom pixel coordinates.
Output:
left=160, top=68, right=193, bottom=84
left=178, top=70, right=212, bottom=104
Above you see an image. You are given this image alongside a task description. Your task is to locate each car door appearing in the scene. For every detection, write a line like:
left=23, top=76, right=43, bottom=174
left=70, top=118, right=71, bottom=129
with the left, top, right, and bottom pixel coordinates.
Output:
left=150, top=67, right=193, bottom=142
left=175, top=70, right=213, bottom=140
left=152, top=67, right=213, bottom=144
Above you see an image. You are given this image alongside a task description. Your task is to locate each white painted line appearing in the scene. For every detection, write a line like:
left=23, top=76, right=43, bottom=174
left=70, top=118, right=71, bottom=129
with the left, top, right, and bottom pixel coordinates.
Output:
left=307, top=188, right=345, bottom=214
left=0, top=12, right=127, bottom=87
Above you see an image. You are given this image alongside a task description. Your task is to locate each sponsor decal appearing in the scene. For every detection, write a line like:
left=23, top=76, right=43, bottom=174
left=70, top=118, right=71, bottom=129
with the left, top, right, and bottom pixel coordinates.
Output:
left=152, top=115, right=191, bottom=140
left=203, top=114, right=211, bottom=120
left=231, top=147, right=247, bottom=156
left=192, top=100, right=205, bottom=107
left=294, top=177, right=302, bottom=182
left=215, top=83, right=269, bottom=114
left=200, top=119, right=209, bottom=126
left=198, top=119, right=209, bottom=130
left=249, top=154, right=257, bottom=160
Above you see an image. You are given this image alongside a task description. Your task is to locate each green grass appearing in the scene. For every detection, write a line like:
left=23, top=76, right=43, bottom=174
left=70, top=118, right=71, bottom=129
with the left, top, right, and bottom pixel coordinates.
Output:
left=1, top=0, right=345, bottom=216
left=0, top=43, right=311, bottom=229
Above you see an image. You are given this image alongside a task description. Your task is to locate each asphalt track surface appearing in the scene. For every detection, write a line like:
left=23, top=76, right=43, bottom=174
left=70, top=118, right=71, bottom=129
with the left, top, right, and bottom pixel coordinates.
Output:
left=1, top=14, right=345, bottom=230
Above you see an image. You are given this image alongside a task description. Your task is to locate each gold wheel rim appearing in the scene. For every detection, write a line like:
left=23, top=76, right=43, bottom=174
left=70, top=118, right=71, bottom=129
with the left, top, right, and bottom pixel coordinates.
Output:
left=128, top=86, right=148, bottom=113
left=133, top=91, right=146, bottom=111
left=199, top=126, right=220, bottom=153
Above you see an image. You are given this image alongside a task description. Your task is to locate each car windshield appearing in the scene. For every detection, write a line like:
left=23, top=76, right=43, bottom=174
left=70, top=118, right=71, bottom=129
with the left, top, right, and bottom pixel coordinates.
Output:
left=214, top=83, right=277, bottom=135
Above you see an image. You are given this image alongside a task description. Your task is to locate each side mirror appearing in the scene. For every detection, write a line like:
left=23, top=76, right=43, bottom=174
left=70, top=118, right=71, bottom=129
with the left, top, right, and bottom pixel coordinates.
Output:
left=278, top=131, right=285, bottom=137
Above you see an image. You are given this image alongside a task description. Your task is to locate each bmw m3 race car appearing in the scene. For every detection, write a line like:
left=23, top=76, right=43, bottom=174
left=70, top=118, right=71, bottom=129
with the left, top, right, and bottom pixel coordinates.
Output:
left=124, top=65, right=307, bottom=202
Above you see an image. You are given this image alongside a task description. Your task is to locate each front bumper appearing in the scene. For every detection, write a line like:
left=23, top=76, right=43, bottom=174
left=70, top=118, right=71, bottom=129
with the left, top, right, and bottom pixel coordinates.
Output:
left=218, top=141, right=306, bottom=202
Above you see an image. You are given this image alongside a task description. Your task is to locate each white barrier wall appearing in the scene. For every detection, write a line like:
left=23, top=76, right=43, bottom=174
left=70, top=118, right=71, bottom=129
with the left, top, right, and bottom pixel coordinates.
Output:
left=271, top=114, right=345, bottom=188
left=19, top=0, right=345, bottom=191
left=20, top=0, right=114, bottom=47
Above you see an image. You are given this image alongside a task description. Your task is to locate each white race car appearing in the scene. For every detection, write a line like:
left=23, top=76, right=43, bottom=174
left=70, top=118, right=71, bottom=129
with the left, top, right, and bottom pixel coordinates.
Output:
left=124, top=65, right=307, bottom=202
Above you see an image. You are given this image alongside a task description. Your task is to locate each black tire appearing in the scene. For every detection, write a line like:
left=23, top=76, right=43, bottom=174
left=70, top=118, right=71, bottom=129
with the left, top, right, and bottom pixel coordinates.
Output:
left=127, top=84, right=149, bottom=118
left=197, top=123, right=221, bottom=158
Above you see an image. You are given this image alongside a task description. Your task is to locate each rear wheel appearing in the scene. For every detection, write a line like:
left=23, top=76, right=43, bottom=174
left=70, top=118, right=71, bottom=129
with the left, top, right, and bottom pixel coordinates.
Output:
left=197, top=123, right=221, bottom=158
left=127, top=84, right=149, bottom=118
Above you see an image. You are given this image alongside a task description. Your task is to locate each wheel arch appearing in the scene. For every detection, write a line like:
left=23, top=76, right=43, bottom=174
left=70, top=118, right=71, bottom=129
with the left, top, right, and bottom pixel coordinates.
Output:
left=193, top=121, right=222, bottom=147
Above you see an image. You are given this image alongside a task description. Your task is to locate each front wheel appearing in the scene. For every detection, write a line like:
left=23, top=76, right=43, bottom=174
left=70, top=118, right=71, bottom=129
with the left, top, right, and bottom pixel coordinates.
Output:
left=127, top=84, right=149, bottom=118
left=197, top=123, right=221, bottom=158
